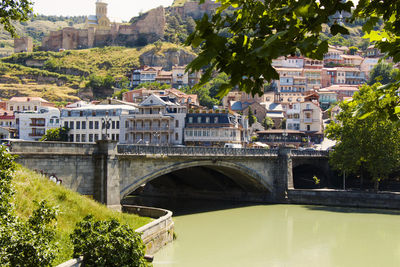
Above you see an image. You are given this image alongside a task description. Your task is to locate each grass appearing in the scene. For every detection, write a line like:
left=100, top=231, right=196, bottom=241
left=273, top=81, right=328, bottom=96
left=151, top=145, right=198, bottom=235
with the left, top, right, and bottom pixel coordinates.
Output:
left=11, top=165, right=152, bottom=265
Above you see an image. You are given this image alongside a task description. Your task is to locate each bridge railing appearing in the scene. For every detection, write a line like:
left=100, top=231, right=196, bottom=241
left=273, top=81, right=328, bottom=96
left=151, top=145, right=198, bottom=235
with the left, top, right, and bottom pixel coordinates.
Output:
left=117, top=145, right=279, bottom=157
left=290, top=150, right=329, bottom=157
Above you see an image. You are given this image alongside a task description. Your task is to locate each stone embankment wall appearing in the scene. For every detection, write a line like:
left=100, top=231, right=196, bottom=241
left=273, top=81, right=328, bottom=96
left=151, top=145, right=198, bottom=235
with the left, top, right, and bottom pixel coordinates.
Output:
left=56, top=205, right=174, bottom=267
left=287, top=189, right=400, bottom=210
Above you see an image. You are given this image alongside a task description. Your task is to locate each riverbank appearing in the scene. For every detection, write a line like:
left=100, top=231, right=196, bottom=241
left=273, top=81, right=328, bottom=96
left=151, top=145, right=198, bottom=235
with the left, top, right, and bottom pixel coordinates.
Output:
left=287, top=189, right=400, bottom=209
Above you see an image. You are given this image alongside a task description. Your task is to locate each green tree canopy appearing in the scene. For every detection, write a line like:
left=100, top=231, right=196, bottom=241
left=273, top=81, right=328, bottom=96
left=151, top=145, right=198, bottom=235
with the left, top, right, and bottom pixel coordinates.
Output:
left=325, top=84, right=400, bottom=190
left=367, top=61, right=399, bottom=86
left=40, top=127, right=69, bottom=142
left=247, top=107, right=256, bottom=127
left=186, top=0, right=400, bottom=119
left=0, top=0, right=33, bottom=37
left=262, top=116, right=274, bottom=130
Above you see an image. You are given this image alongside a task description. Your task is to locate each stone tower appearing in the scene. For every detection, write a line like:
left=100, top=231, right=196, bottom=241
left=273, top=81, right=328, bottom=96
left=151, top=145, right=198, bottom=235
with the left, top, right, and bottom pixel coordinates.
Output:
left=96, top=0, right=107, bottom=19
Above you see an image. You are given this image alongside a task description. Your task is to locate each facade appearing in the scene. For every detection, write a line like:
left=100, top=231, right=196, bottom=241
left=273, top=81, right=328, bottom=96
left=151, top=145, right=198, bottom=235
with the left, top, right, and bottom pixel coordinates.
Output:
left=7, top=97, right=54, bottom=113
left=299, top=101, right=323, bottom=133
left=15, top=107, right=60, bottom=141
left=184, top=111, right=249, bottom=146
left=120, top=94, right=187, bottom=145
left=61, top=104, right=136, bottom=143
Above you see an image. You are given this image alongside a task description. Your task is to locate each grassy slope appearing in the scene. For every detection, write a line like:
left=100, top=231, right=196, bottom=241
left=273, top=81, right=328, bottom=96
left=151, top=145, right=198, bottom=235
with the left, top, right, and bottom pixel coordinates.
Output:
left=0, top=43, right=195, bottom=101
left=11, top=165, right=152, bottom=265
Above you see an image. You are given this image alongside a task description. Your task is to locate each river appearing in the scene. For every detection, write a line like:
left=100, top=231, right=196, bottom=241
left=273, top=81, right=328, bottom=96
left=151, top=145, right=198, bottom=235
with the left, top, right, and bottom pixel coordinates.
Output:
left=153, top=204, right=400, bottom=267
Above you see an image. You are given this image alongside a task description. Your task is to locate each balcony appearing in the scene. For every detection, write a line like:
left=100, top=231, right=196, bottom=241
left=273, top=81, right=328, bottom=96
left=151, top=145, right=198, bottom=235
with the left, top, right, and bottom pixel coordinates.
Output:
left=29, top=132, right=45, bottom=137
left=30, top=122, right=45, bottom=127
left=128, top=126, right=173, bottom=132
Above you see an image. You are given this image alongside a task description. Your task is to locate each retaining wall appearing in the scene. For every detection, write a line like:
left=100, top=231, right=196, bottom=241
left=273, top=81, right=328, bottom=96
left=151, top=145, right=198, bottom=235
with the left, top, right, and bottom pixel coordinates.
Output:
left=288, top=189, right=400, bottom=209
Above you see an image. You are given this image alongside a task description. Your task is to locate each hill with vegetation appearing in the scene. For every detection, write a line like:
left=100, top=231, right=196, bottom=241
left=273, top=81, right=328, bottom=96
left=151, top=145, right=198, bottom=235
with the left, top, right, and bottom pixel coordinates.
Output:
left=0, top=43, right=196, bottom=102
left=11, top=165, right=152, bottom=265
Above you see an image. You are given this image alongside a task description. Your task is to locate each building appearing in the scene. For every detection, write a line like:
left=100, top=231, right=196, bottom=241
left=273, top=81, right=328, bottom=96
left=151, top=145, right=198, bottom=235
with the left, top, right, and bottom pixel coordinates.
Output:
left=15, top=107, right=60, bottom=141
left=120, top=94, right=187, bottom=145
left=14, top=37, right=33, bottom=53
left=7, top=97, right=54, bottom=114
left=61, top=104, right=136, bottom=143
left=86, top=0, right=111, bottom=30
left=184, top=111, right=249, bottom=146
left=299, top=99, right=323, bottom=134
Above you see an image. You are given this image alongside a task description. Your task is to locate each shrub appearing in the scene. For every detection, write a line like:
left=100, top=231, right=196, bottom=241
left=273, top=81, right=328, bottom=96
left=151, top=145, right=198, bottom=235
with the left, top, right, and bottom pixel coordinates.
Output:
left=0, top=146, right=58, bottom=266
left=70, top=215, right=147, bottom=267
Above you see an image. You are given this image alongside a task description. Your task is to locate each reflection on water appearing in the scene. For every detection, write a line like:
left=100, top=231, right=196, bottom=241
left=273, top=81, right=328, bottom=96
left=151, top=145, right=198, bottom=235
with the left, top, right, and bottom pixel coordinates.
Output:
left=130, top=197, right=400, bottom=267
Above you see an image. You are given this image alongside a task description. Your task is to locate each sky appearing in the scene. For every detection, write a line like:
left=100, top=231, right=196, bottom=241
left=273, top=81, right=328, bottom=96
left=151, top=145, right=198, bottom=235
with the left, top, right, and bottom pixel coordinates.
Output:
left=32, top=0, right=175, bottom=22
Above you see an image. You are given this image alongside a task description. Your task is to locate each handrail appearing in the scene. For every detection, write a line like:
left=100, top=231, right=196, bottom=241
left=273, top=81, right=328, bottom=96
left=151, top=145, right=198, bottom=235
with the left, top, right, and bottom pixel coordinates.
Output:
left=117, top=144, right=279, bottom=157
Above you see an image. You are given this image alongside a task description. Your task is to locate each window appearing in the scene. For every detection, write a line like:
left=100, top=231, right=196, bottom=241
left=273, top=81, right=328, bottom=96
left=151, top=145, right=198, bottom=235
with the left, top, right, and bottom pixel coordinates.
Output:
left=125, top=121, right=129, bottom=128
left=112, top=121, right=115, bottom=129
left=112, top=134, right=115, bottom=140
left=175, top=120, right=179, bottom=128
left=95, top=121, right=99, bottom=129
left=188, top=117, right=193, bottom=123
left=10, top=106, right=13, bottom=111
left=80, top=111, right=83, bottom=117
left=69, top=121, right=74, bottom=129
left=116, top=134, right=119, bottom=141
left=76, top=134, right=80, bottom=142
left=76, top=121, right=80, bottom=129
left=82, top=121, right=86, bottom=129
left=89, top=121, right=93, bottom=129
left=214, top=117, right=218, bottom=123
left=64, top=121, right=68, bottom=128
left=307, top=125, right=311, bottom=131
left=175, top=133, right=179, bottom=140
left=197, top=117, right=201, bottom=123
left=95, top=134, right=99, bottom=141
left=92, top=111, right=96, bottom=116
left=68, top=111, right=71, bottom=117
left=81, top=134, right=86, bottom=142
left=116, top=121, right=119, bottom=129
left=89, top=134, right=93, bottom=142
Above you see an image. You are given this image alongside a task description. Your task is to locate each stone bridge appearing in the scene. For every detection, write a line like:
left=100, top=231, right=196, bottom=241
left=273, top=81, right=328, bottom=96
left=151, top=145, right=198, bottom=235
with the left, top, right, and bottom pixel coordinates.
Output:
left=11, top=141, right=330, bottom=210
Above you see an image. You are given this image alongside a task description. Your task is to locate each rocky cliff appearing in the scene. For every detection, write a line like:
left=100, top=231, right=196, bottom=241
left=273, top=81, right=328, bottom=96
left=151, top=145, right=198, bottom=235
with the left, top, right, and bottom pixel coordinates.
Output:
left=139, top=48, right=197, bottom=70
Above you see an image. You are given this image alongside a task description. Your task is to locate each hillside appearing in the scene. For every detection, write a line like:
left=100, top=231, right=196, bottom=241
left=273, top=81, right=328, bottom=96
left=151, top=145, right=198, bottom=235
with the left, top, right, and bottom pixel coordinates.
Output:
left=12, top=165, right=152, bottom=265
left=0, top=15, right=85, bottom=57
left=0, top=43, right=196, bottom=102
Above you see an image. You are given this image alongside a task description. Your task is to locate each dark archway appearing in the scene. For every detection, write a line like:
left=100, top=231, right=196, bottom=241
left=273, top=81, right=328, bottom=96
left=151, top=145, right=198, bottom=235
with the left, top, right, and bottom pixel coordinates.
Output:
left=121, top=164, right=272, bottom=213
left=293, top=164, right=329, bottom=189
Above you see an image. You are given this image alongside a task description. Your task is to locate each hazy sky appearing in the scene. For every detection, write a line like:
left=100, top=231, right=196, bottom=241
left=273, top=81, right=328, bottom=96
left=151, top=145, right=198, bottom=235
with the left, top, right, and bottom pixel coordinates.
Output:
left=32, top=0, right=175, bottom=22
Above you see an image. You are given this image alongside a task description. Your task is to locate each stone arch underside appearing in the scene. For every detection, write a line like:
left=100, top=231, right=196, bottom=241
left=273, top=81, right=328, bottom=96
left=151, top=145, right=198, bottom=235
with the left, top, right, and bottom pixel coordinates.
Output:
left=120, top=160, right=273, bottom=200
left=292, top=160, right=330, bottom=189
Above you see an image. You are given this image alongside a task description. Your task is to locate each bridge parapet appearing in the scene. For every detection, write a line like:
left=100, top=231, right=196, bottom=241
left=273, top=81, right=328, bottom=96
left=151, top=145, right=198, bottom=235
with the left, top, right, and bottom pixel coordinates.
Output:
left=290, top=150, right=329, bottom=158
left=117, top=145, right=279, bottom=157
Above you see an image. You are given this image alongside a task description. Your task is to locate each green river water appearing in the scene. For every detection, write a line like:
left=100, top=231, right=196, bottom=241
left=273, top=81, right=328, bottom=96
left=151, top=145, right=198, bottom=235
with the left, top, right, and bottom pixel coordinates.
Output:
left=153, top=204, right=400, bottom=267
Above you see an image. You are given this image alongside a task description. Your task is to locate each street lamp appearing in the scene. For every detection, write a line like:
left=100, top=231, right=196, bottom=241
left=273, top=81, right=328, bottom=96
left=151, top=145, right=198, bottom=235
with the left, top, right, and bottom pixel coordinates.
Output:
left=282, top=130, right=288, bottom=147
left=101, top=111, right=112, bottom=140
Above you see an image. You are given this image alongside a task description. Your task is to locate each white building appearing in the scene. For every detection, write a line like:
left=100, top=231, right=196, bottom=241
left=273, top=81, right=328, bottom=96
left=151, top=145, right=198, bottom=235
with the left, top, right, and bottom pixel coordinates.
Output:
left=15, top=106, right=60, bottom=141
left=120, top=94, right=187, bottom=145
left=61, top=104, right=137, bottom=143
left=7, top=97, right=54, bottom=113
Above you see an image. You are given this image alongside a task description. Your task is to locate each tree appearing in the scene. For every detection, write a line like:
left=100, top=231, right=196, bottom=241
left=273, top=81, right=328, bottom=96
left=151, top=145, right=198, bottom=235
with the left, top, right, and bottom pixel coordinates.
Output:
left=348, top=46, right=358, bottom=55
left=0, top=0, right=33, bottom=37
left=262, top=116, right=274, bottom=130
left=112, top=89, right=129, bottom=100
left=247, top=107, right=256, bottom=127
left=137, top=81, right=170, bottom=90
left=325, top=84, right=400, bottom=190
left=0, top=146, right=58, bottom=266
left=40, top=127, right=69, bottom=141
left=367, top=61, right=399, bottom=86
left=70, top=215, right=147, bottom=267
left=185, top=0, right=400, bottom=119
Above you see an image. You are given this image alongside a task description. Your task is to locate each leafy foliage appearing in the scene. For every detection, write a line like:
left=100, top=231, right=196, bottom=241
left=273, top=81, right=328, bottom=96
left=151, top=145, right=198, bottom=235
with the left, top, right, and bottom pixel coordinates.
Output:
left=40, top=127, right=69, bottom=141
left=70, top=215, right=147, bottom=267
left=0, top=0, right=33, bottom=37
left=0, top=146, right=58, bottom=266
left=186, top=0, right=353, bottom=97
left=325, top=84, right=400, bottom=189
left=367, top=61, right=399, bottom=86
left=247, top=107, right=256, bottom=127
left=136, top=81, right=170, bottom=90
left=262, top=116, right=274, bottom=130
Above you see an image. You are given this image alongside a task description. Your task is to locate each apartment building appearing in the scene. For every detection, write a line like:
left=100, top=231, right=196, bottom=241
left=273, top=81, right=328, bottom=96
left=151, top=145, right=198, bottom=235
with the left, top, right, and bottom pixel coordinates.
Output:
left=184, top=111, right=249, bottom=146
left=15, top=106, right=60, bottom=141
left=61, top=104, right=136, bottom=143
left=120, top=94, right=187, bottom=145
left=7, top=97, right=54, bottom=113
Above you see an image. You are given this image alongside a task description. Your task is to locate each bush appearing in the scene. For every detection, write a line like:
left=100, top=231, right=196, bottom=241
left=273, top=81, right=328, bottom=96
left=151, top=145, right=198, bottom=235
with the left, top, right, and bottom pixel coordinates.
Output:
left=70, top=215, right=147, bottom=267
left=0, top=146, right=58, bottom=266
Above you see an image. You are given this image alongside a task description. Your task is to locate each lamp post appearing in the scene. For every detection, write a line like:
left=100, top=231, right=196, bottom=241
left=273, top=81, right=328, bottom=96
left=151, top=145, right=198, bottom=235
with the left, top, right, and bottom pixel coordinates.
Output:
left=282, top=130, right=288, bottom=147
left=101, top=111, right=112, bottom=140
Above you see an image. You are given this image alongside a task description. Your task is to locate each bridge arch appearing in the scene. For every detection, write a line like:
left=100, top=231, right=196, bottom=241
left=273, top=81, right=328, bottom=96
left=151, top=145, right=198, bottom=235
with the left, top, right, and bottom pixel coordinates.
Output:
left=120, top=159, right=273, bottom=200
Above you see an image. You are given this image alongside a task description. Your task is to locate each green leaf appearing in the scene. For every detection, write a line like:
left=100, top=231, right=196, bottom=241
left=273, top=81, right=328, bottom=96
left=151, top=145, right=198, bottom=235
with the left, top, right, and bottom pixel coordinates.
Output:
left=330, top=24, right=349, bottom=36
